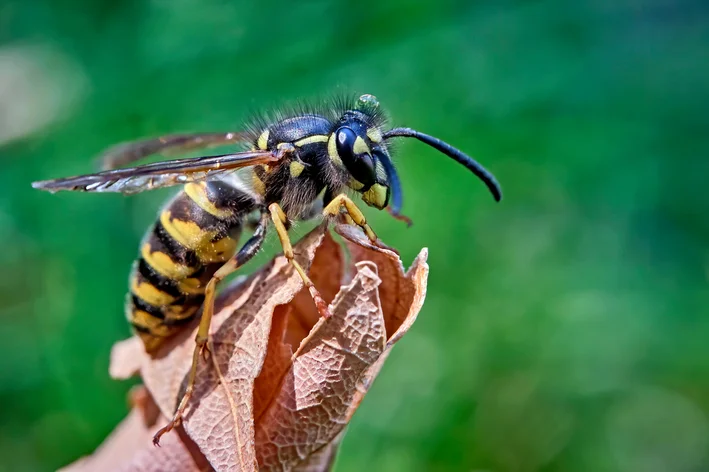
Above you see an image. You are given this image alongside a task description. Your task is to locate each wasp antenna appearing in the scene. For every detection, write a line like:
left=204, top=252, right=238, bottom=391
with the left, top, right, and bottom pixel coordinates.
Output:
left=383, top=127, right=502, bottom=202
left=376, top=151, right=404, bottom=216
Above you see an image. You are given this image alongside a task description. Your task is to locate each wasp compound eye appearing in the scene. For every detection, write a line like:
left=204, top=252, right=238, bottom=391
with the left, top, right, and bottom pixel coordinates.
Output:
left=335, top=127, right=357, bottom=160
left=335, top=126, right=375, bottom=185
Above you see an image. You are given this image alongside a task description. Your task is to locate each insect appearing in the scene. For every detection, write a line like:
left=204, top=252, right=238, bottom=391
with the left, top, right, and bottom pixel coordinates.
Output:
left=32, top=93, right=502, bottom=444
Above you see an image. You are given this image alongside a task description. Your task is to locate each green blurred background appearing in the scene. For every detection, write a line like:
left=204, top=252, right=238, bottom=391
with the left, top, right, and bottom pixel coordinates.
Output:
left=2, top=0, right=709, bottom=470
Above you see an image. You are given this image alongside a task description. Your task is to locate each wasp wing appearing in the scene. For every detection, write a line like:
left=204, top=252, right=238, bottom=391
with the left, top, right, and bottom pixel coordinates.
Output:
left=32, top=150, right=280, bottom=194
left=99, top=132, right=250, bottom=170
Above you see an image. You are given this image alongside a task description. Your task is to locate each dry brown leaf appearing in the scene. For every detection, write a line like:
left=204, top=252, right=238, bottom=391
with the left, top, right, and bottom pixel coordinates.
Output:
left=60, top=386, right=212, bottom=472
left=255, top=260, right=387, bottom=470
left=62, top=224, right=428, bottom=472
left=291, top=431, right=344, bottom=472
left=334, top=224, right=428, bottom=345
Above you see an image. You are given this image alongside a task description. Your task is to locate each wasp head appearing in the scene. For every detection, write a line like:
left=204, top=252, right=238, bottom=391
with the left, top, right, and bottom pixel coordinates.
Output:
left=328, top=94, right=398, bottom=211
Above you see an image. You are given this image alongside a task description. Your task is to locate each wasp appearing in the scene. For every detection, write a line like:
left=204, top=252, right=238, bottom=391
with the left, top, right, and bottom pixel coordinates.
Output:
left=32, top=94, right=502, bottom=444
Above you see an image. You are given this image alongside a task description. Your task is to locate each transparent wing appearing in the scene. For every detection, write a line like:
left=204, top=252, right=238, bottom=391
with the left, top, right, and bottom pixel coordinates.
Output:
left=99, top=132, right=250, bottom=170
left=32, top=149, right=280, bottom=194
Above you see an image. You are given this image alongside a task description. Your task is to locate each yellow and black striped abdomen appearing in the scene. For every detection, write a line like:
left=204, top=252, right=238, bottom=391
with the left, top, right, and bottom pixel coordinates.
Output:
left=128, top=180, right=258, bottom=353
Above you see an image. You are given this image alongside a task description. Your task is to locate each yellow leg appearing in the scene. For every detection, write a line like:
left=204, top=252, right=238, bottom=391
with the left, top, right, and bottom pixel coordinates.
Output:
left=268, top=203, right=331, bottom=319
left=323, top=193, right=378, bottom=243
left=152, top=212, right=269, bottom=446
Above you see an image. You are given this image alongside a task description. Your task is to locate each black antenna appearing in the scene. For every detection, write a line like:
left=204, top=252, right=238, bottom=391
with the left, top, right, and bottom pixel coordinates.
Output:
left=375, top=151, right=404, bottom=214
left=383, top=127, right=502, bottom=202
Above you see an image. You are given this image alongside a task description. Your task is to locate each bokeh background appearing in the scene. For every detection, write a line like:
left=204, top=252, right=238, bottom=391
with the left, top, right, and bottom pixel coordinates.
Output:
left=2, top=0, right=709, bottom=470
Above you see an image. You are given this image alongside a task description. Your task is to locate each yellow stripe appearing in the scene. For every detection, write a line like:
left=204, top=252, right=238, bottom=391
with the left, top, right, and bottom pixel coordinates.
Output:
left=165, top=303, right=200, bottom=320
left=184, top=182, right=234, bottom=219
left=132, top=310, right=172, bottom=336
left=294, top=135, right=329, bottom=147
left=141, top=243, right=195, bottom=279
left=160, top=210, right=216, bottom=250
left=197, top=236, right=238, bottom=263
left=177, top=277, right=205, bottom=295
left=136, top=331, right=167, bottom=353
left=160, top=210, right=238, bottom=263
left=328, top=134, right=343, bottom=167
left=131, top=277, right=176, bottom=306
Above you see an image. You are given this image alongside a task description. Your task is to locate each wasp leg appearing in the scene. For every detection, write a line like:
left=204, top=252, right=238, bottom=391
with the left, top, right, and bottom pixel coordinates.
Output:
left=322, top=193, right=378, bottom=243
left=152, top=211, right=269, bottom=446
left=268, top=203, right=331, bottom=319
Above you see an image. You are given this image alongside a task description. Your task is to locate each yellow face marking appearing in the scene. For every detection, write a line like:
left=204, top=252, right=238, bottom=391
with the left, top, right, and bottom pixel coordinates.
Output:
left=353, top=136, right=370, bottom=156
left=252, top=172, right=266, bottom=195
left=184, top=182, right=234, bottom=219
left=141, top=243, right=195, bottom=279
left=177, top=277, right=205, bottom=295
left=131, top=277, right=176, bottom=306
left=257, top=129, right=270, bottom=150
left=294, top=134, right=329, bottom=147
left=367, top=127, right=383, bottom=143
left=289, top=161, right=305, bottom=178
left=327, top=134, right=343, bottom=167
left=348, top=177, right=365, bottom=190
left=362, top=183, right=388, bottom=209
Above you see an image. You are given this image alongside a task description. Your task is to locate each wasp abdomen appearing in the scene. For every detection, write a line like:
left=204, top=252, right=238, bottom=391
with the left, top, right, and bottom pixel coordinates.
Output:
left=128, top=180, right=258, bottom=352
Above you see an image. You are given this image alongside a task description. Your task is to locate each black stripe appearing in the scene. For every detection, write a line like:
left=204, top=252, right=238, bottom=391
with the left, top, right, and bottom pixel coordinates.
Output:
left=136, top=258, right=184, bottom=299
left=152, top=221, right=200, bottom=267
left=163, top=312, right=199, bottom=327
left=204, top=181, right=257, bottom=216
left=130, top=322, right=152, bottom=334
left=189, top=265, right=206, bottom=279
left=169, top=196, right=227, bottom=235
left=162, top=295, right=204, bottom=327
left=186, top=294, right=206, bottom=306
left=131, top=294, right=165, bottom=320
